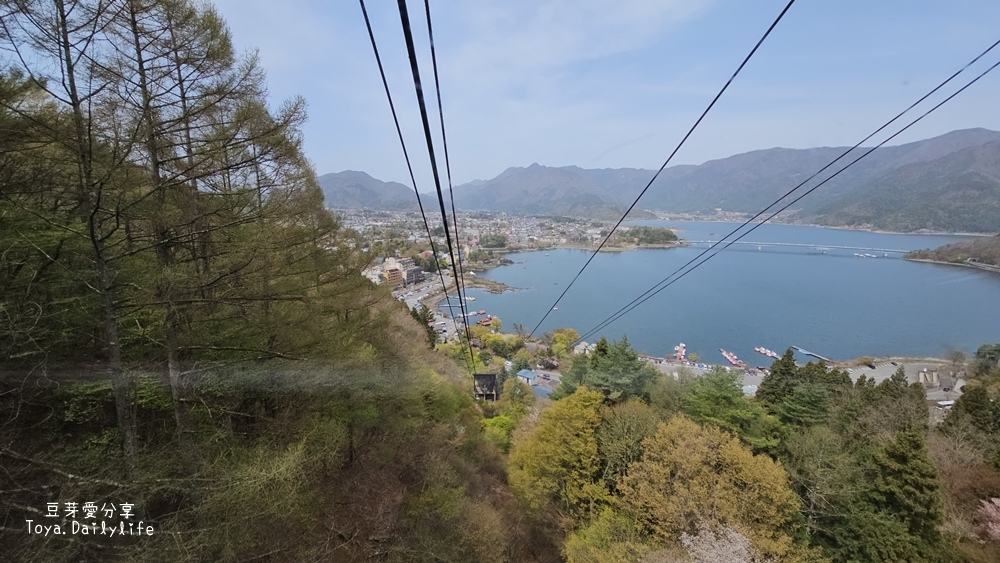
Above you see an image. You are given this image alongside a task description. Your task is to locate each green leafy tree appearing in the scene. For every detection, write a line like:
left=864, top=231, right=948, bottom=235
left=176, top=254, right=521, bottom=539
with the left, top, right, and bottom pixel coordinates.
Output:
left=597, top=399, right=659, bottom=488
left=511, top=355, right=531, bottom=373
left=482, top=380, right=535, bottom=450
left=974, top=343, right=1000, bottom=376
left=586, top=336, right=657, bottom=402
left=682, top=367, right=784, bottom=451
left=975, top=343, right=1000, bottom=365
left=551, top=353, right=589, bottom=400
left=563, top=508, right=658, bottom=563
left=590, top=337, right=610, bottom=368
left=495, top=363, right=508, bottom=391
left=618, top=415, right=805, bottom=560
left=0, top=0, right=142, bottom=474
left=777, top=367, right=953, bottom=561
left=864, top=430, right=947, bottom=558
left=776, top=383, right=830, bottom=427
left=478, top=350, right=493, bottom=366
left=780, top=426, right=858, bottom=540
left=508, top=388, right=608, bottom=520
left=647, top=370, right=694, bottom=419
left=497, top=378, right=534, bottom=415
left=944, top=384, right=1000, bottom=438
left=479, top=233, right=507, bottom=248
left=548, top=327, right=580, bottom=359
left=411, top=305, right=436, bottom=347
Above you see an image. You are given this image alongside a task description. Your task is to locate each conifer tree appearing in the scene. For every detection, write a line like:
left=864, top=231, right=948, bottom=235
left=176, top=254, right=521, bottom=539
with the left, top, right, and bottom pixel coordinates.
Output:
left=756, top=348, right=798, bottom=406
left=1, top=0, right=142, bottom=477
left=867, top=430, right=944, bottom=549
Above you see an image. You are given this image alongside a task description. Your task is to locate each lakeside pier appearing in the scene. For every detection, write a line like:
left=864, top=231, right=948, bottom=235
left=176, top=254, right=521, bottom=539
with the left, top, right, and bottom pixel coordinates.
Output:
left=792, top=346, right=832, bottom=363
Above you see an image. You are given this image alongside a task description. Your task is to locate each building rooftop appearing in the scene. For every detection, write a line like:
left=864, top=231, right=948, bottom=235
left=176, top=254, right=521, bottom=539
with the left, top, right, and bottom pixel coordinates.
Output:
left=516, top=369, right=537, bottom=381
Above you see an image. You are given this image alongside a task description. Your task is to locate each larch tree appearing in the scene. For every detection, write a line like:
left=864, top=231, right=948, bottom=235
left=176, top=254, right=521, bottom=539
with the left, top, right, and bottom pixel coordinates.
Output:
left=0, top=0, right=142, bottom=478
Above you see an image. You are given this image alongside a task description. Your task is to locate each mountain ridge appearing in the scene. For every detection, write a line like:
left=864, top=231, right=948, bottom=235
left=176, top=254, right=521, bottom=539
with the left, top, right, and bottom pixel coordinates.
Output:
left=320, top=128, right=1000, bottom=232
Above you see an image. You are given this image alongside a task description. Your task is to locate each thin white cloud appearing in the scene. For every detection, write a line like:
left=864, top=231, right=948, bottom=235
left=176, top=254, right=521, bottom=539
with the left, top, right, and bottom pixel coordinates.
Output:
left=445, top=0, right=712, bottom=93
left=207, top=0, right=1000, bottom=186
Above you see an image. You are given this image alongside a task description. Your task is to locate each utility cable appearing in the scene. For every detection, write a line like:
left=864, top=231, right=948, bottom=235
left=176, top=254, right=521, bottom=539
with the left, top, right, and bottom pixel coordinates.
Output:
left=422, top=0, right=475, bottom=347
left=528, top=0, right=797, bottom=338
left=396, top=0, right=477, bottom=368
left=576, top=36, right=1000, bottom=343
left=359, top=0, right=471, bottom=370
left=575, top=49, right=1000, bottom=345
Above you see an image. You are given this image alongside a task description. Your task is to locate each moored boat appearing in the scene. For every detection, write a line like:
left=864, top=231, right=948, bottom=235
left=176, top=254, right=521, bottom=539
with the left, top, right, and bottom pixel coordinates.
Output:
left=720, top=348, right=746, bottom=367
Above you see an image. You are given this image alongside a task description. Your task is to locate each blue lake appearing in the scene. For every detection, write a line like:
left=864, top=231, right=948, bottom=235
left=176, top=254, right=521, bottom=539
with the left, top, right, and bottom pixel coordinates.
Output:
left=441, top=221, right=1000, bottom=363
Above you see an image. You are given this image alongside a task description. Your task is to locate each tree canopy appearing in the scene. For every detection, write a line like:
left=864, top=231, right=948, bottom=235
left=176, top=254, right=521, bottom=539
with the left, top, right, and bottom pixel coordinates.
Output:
left=552, top=336, right=657, bottom=402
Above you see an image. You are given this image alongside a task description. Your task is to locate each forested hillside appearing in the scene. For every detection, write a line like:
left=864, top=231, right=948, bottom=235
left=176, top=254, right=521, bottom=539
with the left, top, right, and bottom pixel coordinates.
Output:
left=804, top=141, right=1000, bottom=232
left=907, top=234, right=1000, bottom=269
left=0, top=2, right=543, bottom=561
left=317, top=170, right=419, bottom=211
left=514, top=340, right=1000, bottom=562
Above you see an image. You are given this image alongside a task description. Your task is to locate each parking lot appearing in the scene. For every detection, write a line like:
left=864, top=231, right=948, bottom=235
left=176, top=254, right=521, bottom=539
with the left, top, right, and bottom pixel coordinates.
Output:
left=844, top=360, right=963, bottom=402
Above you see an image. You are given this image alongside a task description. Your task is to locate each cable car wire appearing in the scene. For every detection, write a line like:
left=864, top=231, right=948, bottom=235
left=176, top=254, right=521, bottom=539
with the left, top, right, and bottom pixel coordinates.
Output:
left=422, top=0, right=477, bottom=352
left=359, top=0, right=473, bottom=370
left=395, top=0, right=477, bottom=364
left=574, top=46, right=1000, bottom=345
left=528, top=0, right=798, bottom=338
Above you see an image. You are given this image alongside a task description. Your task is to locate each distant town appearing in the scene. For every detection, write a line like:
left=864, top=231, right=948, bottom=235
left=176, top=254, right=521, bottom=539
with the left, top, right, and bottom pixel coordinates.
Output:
left=343, top=208, right=685, bottom=285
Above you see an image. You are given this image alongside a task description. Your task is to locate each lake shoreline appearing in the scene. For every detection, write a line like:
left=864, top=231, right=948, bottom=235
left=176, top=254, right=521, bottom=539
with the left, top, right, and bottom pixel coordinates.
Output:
left=454, top=221, right=999, bottom=360
left=904, top=257, right=1000, bottom=274
left=471, top=224, right=989, bottom=267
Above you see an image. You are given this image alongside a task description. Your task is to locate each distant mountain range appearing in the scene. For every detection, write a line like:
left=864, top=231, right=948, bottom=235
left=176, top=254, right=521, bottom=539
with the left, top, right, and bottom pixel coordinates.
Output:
left=317, top=170, right=418, bottom=211
left=318, top=128, right=1000, bottom=233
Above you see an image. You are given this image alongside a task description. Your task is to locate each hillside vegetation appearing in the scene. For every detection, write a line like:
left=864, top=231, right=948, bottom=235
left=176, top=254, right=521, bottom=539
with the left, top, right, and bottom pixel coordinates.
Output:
left=805, top=141, right=1000, bottom=232
left=0, top=2, right=545, bottom=560
left=907, top=234, right=1000, bottom=268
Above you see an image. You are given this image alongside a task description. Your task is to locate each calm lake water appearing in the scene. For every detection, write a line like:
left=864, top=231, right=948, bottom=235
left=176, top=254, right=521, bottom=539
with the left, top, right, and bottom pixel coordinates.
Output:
left=442, top=221, right=1000, bottom=363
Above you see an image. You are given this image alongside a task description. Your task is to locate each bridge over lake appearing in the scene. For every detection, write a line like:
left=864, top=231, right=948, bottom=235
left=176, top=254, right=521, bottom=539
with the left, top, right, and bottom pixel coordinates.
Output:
left=684, top=240, right=911, bottom=254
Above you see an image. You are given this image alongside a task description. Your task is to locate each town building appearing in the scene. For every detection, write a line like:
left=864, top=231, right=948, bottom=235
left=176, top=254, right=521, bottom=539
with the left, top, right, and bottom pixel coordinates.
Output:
left=516, top=369, right=538, bottom=386
left=382, top=265, right=404, bottom=287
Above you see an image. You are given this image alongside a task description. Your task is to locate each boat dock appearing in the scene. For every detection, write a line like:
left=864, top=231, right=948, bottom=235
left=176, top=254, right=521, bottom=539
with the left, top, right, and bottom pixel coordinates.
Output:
left=792, top=346, right=832, bottom=363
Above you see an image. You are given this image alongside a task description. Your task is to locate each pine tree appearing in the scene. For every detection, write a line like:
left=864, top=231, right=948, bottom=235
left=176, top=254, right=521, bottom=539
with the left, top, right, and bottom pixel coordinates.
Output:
left=867, top=430, right=945, bottom=552
left=757, top=348, right=798, bottom=406
left=776, top=382, right=830, bottom=426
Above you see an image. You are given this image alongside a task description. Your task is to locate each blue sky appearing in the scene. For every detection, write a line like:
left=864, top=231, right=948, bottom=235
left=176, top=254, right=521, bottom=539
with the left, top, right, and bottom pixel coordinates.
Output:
left=212, top=0, right=1000, bottom=187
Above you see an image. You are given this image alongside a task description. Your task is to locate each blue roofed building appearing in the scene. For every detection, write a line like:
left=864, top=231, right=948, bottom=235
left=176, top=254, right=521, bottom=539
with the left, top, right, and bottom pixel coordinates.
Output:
left=516, top=369, right=537, bottom=386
